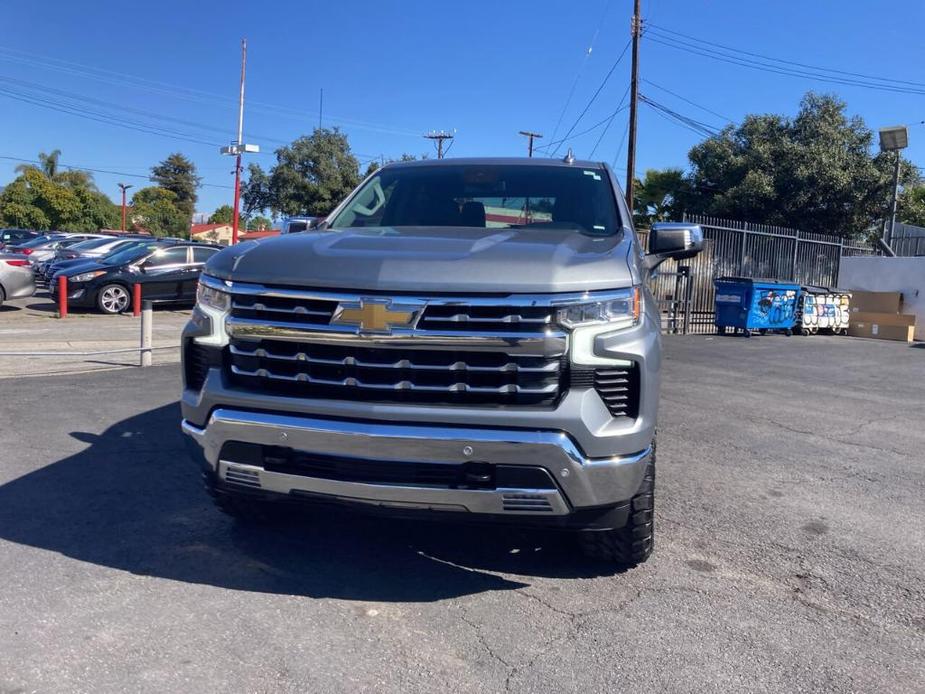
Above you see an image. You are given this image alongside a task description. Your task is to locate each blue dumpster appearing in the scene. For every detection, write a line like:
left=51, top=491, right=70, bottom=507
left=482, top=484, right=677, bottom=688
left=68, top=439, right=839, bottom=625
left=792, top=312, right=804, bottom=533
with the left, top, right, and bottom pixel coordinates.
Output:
left=713, top=277, right=801, bottom=336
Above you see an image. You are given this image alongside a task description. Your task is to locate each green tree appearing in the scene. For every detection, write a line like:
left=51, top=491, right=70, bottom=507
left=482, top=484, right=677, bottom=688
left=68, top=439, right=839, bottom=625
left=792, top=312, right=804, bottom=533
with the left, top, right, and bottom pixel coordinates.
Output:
left=0, top=168, right=117, bottom=231
left=247, top=215, right=272, bottom=230
left=208, top=204, right=234, bottom=224
left=130, top=187, right=188, bottom=237
left=684, top=92, right=919, bottom=237
left=899, top=185, right=925, bottom=227
left=269, top=128, right=361, bottom=216
left=633, top=168, right=691, bottom=227
left=241, top=163, right=273, bottom=218
left=150, top=153, right=201, bottom=221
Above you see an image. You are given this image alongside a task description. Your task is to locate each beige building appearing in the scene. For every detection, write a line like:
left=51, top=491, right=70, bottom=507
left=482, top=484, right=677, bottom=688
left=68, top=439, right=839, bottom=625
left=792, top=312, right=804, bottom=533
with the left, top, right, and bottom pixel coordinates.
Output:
left=190, top=223, right=233, bottom=245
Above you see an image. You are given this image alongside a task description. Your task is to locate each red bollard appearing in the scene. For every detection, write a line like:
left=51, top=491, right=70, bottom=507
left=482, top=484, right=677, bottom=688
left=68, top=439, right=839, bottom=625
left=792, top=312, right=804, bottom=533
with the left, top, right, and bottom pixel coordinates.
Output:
left=132, top=283, right=141, bottom=317
left=57, top=275, right=68, bottom=318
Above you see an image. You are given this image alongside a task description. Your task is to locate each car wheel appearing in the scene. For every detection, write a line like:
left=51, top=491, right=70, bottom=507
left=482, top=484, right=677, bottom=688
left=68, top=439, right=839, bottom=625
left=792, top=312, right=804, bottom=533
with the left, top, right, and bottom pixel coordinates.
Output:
left=579, top=438, right=655, bottom=568
left=0, top=285, right=5, bottom=307
left=97, top=284, right=130, bottom=314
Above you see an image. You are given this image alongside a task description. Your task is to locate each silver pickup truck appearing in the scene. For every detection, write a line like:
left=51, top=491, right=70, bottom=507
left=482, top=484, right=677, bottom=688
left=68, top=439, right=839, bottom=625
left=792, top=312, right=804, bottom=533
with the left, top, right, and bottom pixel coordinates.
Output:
left=180, top=157, right=702, bottom=567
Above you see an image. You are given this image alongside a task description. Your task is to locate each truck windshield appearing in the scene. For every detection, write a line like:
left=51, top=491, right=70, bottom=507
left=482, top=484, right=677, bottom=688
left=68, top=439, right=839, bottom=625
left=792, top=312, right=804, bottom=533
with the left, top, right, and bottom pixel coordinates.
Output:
left=329, top=164, right=621, bottom=236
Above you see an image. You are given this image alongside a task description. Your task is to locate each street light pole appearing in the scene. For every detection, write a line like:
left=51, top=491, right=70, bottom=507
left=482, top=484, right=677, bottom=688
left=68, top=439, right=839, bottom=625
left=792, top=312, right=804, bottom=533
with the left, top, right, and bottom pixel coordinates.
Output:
left=887, top=150, right=901, bottom=249
left=117, top=183, right=133, bottom=232
left=232, top=39, right=247, bottom=246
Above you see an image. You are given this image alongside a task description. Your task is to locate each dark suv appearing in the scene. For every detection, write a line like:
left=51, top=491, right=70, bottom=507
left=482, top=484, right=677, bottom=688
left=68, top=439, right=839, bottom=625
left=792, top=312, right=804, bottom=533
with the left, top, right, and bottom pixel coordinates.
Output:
left=51, top=241, right=222, bottom=313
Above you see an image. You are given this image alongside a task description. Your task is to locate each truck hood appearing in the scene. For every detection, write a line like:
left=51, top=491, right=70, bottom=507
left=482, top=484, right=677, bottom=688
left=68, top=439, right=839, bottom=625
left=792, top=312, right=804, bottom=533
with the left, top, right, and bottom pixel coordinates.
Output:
left=206, top=226, right=636, bottom=294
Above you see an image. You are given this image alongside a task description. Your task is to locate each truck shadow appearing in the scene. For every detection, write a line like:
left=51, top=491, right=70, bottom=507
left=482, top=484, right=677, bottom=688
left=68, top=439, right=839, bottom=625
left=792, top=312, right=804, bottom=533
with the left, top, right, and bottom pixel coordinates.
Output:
left=0, top=403, right=615, bottom=602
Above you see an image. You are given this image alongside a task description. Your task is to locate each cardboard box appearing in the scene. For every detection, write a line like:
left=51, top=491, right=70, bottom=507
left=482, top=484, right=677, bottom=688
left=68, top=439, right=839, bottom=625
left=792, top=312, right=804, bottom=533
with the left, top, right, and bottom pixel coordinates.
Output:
left=849, top=311, right=917, bottom=328
left=849, top=290, right=903, bottom=314
left=847, top=321, right=915, bottom=342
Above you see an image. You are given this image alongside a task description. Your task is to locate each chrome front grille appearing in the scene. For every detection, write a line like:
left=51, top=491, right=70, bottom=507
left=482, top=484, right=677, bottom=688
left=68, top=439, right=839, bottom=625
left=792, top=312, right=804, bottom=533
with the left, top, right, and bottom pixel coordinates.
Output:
left=228, top=339, right=563, bottom=406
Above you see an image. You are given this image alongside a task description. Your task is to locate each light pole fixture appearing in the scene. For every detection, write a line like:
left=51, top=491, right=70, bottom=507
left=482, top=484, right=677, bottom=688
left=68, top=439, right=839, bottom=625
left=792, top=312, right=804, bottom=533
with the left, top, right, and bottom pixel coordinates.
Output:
left=117, top=183, right=133, bottom=232
left=879, top=125, right=909, bottom=253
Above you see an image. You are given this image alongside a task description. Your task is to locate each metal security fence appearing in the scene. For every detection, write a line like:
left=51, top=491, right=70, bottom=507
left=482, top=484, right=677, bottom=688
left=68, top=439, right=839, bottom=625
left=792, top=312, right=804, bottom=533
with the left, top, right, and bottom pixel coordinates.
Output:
left=891, top=223, right=925, bottom=257
left=639, top=215, right=877, bottom=334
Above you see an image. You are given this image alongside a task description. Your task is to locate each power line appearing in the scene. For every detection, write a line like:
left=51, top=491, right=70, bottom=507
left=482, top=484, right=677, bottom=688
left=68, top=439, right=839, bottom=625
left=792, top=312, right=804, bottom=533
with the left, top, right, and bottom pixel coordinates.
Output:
left=640, top=78, right=733, bottom=123
left=0, top=154, right=234, bottom=189
left=639, top=94, right=721, bottom=138
left=0, top=44, right=425, bottom=138
left=537, top=102, right=629, bottom=152
left=550, top=38, right=632, bottom=156
left=648, top=23, right=925, bottom=89
left=589, top=84, right=631, bottom=158
left=547, top=0, right=614, bottom=145
left=645, top=30, right=925, bottom=96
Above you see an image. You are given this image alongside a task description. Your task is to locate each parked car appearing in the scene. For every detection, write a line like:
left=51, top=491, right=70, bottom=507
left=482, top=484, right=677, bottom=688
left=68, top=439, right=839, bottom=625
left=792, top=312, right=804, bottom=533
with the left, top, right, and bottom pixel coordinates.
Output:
left=0, top=253, right=36, bottom=306
left=279, top=216, right=320, bottom=234
left=40, top=238, right=172, bottom=285
left=10, top=234, right=106, bottom=264
left=36, top=236, right=144, bottom=283
left=5, top=233, right=69, bottom=254
left=0, top=229, right=41, bottom=250
left=180, top=156, right=703, bottom=568
left=51, top=241, right=222, bottom=313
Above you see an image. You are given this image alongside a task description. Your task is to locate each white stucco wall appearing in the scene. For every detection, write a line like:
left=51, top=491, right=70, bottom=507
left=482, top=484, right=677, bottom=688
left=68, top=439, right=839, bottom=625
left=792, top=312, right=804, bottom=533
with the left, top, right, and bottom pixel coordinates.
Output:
left=839, top=256, right=925, bottom=339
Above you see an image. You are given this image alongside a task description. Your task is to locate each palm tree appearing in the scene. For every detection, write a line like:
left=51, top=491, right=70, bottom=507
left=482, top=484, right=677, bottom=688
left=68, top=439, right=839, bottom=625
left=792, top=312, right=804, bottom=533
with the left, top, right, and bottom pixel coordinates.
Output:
left=14, top=149, right=62, bottom=178
left=14, top=149, right=95, bottom=190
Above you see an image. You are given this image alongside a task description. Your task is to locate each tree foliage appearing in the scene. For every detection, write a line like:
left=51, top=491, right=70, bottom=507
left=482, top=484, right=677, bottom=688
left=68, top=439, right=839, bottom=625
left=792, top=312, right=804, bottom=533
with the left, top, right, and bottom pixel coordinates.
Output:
left=151, top=153, right=201, bottom=221
left=268, top=128, right=361, bottom=217
left=130, top=186, right=188, bottom=237
left=0, top=165, right=117, bottom=231
left=241, top=163, right=272, bottom=220
left=247, top=215, right=272, bottom=230
left=634, top=93, right=920, bottom=238
left=208, top=204, right=234, bottom=224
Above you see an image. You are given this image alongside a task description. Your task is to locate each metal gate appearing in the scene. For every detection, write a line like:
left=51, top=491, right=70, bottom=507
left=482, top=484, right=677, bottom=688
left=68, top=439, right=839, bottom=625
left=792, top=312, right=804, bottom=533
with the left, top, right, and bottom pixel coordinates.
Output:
left=639, top=216, right=876, bottom=334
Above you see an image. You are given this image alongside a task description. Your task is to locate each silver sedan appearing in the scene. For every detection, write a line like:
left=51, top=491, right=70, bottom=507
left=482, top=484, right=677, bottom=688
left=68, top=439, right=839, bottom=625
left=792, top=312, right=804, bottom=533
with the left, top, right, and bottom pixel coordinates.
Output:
left=0, top=253, right=36, bottom=306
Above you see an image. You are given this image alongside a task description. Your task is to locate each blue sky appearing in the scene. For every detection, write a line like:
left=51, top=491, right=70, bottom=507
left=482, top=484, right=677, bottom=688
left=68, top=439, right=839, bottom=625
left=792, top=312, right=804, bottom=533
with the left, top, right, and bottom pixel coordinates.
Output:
left=2, top=0, right=924, bottom=217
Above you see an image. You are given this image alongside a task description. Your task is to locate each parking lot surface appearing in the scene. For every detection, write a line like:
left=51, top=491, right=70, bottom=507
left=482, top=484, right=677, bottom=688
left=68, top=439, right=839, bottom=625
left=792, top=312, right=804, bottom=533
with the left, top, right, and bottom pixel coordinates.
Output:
left=0, top=292, right=187, bottom=377
left=0, top=335, right=922, bottom=693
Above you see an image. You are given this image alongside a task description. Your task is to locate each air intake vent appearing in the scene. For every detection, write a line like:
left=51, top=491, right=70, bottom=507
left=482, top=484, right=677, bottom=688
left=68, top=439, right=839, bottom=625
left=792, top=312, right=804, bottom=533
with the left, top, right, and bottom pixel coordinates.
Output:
left=501, top=493, right=555, bottom=513
left=593, top=365, right=640, bottom=418
left=224, top=465, right=262, bottom=489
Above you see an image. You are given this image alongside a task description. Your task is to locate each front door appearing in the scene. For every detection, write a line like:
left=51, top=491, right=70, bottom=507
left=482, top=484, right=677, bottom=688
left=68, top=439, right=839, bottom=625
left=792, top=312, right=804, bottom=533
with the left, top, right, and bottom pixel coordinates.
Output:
left=139, top=246, right=191, bottom=301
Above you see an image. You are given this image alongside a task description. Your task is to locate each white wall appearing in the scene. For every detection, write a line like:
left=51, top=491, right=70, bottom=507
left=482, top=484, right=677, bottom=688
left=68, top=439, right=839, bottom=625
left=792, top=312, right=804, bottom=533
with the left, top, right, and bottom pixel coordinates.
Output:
left=839, top=256, right=925, bottom=339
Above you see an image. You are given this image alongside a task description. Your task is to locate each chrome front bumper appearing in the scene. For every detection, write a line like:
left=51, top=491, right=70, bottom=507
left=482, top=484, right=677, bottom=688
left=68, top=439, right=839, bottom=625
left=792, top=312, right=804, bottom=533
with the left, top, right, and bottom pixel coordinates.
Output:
left=182, top=409, right=651, bottom=515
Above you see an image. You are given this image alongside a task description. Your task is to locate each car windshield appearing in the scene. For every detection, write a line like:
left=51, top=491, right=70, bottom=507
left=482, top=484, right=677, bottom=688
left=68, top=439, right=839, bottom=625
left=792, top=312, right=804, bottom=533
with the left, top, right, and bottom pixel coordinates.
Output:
left=103, top=243, right=160, bottom=266
left=68, top=237, right=113, bottom=251
left=328, top=163, right=621, bottom=236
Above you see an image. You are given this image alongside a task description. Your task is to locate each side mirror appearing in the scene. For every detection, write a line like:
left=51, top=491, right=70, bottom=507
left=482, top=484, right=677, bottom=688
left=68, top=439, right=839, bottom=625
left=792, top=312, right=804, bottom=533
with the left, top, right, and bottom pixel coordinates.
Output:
left=309, top=218, right=328, bottom=231
left=645, top=222, right=703, bottom=270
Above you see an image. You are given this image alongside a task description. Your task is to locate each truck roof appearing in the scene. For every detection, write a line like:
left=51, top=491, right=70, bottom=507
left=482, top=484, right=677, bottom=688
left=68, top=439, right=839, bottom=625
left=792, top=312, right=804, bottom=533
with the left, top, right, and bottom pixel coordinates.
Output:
left=383, top=157, right=609, bottom=170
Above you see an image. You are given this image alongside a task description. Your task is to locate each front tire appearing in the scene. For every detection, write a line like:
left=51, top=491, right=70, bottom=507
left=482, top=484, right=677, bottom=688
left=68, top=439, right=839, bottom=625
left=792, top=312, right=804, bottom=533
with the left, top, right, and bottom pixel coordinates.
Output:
left=97, top=283, right=130, bottom=314
left=579, top=440, right=655, bottom=568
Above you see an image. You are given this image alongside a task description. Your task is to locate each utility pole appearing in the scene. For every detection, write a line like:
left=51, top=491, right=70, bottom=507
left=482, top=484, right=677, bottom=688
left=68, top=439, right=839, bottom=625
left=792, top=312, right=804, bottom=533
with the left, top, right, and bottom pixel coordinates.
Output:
left=519, top=130, right=543, bottom=157
left=424, top=131, right=454, bottom=159
left=220, top=39, right=259, bottom=245
left=625, top=0, right=641, bottom=211
left=117, top=183, right=133, bottom=231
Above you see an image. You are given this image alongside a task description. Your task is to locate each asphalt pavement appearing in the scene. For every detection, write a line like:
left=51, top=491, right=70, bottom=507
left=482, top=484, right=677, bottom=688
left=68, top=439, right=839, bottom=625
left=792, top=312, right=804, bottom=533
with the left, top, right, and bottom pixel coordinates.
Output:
left=0, top=335, right=922, bottom=693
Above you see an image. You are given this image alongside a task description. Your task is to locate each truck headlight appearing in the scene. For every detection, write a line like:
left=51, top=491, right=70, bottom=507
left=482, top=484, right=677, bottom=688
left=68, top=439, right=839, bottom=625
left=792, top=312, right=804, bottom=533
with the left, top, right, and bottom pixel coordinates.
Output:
left=196, top=282, right=230, bottom=312
left=194, top=277, right=231, bottom=347
left=557, top=287, right=640, bottom=330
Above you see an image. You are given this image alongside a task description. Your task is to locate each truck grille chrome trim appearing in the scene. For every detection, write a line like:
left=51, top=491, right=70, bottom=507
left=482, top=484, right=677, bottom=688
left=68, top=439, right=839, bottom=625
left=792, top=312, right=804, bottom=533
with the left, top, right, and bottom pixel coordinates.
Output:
left=230, top=364, right=560, bottom=395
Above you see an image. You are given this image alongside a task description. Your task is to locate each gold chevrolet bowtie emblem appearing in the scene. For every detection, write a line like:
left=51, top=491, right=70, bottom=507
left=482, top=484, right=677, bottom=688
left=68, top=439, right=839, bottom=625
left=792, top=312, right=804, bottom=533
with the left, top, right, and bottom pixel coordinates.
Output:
left=332, top=299, right=417, bottom=333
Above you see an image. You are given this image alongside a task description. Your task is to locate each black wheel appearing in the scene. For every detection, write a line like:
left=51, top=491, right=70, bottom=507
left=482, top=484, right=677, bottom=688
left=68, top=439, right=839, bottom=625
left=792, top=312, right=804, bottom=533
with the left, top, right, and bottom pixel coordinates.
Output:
left=743, top=330, right=752, bottom=338
left=801, top=327, right=811, bottom=336
left=96, top=283, right=130, bottom=314
left=784, top=329, right=793, bottom=337
left=0, top=285, right=5, bottom=307
left=579, top=439, right=655, bottom=568
left=758, top=329, right=768, bottom=335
